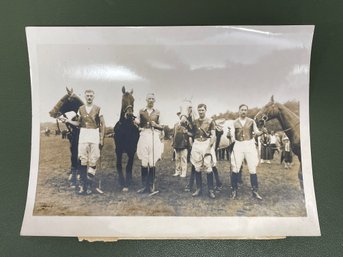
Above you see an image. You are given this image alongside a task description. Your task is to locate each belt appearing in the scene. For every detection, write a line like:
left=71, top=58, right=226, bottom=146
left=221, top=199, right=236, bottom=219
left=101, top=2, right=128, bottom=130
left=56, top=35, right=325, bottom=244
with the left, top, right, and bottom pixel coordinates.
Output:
left=195, top=136, right=209, bottom=142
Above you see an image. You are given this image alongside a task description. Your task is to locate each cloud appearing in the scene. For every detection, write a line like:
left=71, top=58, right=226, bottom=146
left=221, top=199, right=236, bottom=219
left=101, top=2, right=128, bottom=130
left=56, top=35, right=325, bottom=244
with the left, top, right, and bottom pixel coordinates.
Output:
left=64, top=64, right=145, bottom=81
left=291, top=64, right=309, bottom=75
left=146, top=59, right=174, bottom=70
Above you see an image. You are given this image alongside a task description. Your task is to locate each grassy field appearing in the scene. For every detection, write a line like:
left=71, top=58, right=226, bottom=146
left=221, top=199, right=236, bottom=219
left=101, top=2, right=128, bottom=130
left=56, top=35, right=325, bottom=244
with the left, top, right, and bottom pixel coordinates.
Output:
left=33, top=134, right=306, bottom=217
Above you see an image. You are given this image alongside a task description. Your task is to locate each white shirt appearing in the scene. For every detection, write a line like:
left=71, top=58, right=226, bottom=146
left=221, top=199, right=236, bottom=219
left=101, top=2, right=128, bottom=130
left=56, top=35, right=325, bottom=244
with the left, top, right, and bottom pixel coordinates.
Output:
left=270, top=135, right=278, bottom=144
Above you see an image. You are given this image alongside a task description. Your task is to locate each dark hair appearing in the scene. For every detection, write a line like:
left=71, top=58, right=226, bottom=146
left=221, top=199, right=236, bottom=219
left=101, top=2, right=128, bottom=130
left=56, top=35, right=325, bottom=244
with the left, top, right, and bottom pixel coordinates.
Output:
left=239, top=104, right=248, bottom=110
left=197, top=103, right=207, bottom=110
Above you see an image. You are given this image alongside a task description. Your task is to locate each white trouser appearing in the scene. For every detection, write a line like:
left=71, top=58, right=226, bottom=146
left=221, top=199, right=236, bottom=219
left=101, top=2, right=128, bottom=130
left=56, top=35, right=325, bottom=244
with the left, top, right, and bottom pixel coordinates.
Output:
left=191, top=139, right=216, bottom=173
left=137, top=129, right=164, bottom=167
left=231, top=139, right=258, bottom=174
left=175, top=148, right=188, bottom=176
left=78, top=142, right=100, bottom=168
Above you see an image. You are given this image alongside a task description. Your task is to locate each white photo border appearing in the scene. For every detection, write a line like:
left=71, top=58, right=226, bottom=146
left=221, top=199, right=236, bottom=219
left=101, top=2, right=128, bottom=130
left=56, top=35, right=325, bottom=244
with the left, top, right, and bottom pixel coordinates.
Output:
left=21, top=26, right=320, bottom=238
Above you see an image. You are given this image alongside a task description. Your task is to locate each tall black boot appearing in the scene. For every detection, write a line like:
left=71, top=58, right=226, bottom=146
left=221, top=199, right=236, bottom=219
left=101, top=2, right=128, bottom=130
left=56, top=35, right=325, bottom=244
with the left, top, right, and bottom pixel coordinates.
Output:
left=231, top=172, right=239, bottom=199
left=250, top=174, right=262, bottom=200
left=192, top=172, right=202, bottom=197
left=238, top=166, right=243, bottom=185
left=145, top=167, right=156, bottom=194
left=146, top=167, right=152, bottom=193
left=78, top=165, right=88, bottom=195
left=207, top=172, right=215, bottom=199
left=149, top=167, right=158, bottom=195
left=185, top=165, right=195, bottom=192
left=137, top=166, right=148, bottom=193
left=213, top=166, right=222, bottom=191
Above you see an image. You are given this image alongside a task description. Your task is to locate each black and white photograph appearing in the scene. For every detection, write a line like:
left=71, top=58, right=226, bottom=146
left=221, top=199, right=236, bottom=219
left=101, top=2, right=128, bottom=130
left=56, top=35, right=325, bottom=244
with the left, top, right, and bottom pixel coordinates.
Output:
left=21, top=26, right=320, bottom=238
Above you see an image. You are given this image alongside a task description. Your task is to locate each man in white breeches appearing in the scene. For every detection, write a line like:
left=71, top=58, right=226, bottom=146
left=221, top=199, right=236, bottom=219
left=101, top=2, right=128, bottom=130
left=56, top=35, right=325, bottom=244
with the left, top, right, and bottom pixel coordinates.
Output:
left=135, top=93, right=164, bottom=194
left=64, top=90, right=105, bottom=195
left=190, top=104, right=216, bottom=199
left=230, top=104, right=265, bottom=200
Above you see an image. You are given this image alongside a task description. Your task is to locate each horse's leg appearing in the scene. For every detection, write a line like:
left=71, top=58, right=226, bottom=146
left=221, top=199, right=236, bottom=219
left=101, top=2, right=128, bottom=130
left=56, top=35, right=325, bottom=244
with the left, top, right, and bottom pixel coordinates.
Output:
left=213, top=166, right=223, bottom=191
left=116, top=149, right=125, bottom=188
left=126, top=150, right=135, bottom=188
left=69, top=131, right=79, bottom=187
left=185, top=165, right=195, bottom=192
left=220, top=149, right=225, bottom=160
left=226, top=147, right=230, bottom=160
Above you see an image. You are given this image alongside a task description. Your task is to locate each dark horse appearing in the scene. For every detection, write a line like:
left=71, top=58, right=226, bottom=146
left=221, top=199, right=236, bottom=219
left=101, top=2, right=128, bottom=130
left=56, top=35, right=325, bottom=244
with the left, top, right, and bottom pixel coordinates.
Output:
left=254, top=96, right=302, bottom=188
left=49, top=87, right=84, bottom=181
left=113, top=86, right=140, bottom=191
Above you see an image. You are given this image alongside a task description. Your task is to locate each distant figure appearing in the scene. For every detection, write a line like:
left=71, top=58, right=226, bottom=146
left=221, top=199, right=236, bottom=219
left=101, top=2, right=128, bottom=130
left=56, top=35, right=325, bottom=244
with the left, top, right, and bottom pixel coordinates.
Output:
left=282, top=136, right=293, bottom=169
left=172, top=112, right=191, bottom=178
left=269, top=130, right=280, bottom=158
left=44, top=127, right=51, bottom=137
left=61, top=129, right=68, bottom=139
left=260, top=131, right=272, bottom=164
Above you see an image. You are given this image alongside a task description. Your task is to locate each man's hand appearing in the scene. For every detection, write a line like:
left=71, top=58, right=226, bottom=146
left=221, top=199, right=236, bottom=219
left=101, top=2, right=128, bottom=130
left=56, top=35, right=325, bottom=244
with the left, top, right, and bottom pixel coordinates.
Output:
left=150, top=121, right=157, bottom=128
left=134, top=117, right=140, bottom=125
left=59, top=117, right=68, bottom=123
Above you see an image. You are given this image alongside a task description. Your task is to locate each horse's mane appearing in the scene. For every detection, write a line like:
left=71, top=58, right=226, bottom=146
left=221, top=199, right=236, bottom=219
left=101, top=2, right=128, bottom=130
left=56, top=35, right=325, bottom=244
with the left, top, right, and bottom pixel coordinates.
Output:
left=275, top=102, right=299, bottom=120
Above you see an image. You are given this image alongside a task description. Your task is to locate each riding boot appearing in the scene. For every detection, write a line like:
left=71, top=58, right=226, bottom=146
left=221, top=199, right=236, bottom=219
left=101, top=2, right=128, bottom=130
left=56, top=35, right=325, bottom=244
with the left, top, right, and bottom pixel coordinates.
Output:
left=78, top=165, right=88, bottom=195
left=150, top=167, right=157, bottom=193
left=231, top=172, right=239, bottom=199
left=192, top=172, right=202, bottom=197
left=145, top=167, right=153, bottom=193
left=250, top=174, right=262, bottom=200
left=207, top=172, right=216, bottom=199
left=213, top=166, right=222, bottom=192
left=137, top=166, right=148, bottom=193
left=238, top=167, right=243, bottom=186
left=185, top=165, right=195, bottom=192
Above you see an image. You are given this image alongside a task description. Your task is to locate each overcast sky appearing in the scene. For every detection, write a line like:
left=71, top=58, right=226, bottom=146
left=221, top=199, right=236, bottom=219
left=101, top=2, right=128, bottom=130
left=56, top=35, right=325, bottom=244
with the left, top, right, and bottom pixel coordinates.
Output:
left=34, top=26, right=313, bottom=127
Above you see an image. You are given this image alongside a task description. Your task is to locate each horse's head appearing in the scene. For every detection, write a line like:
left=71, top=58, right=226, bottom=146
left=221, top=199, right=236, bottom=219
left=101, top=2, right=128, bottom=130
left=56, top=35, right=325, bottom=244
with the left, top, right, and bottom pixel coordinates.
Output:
left=121, top=86, right=135, bottom=117
left=179, top=99, right=194, bottom=125
left=49, top=87, right=84, bottom=118
left=254, top=95, right=281, bottom=128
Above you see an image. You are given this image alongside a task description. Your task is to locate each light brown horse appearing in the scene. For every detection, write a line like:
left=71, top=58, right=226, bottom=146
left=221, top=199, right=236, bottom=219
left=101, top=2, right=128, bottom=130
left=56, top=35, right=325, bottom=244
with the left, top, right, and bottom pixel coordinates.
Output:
left=254, top=96, right=303, bottom=187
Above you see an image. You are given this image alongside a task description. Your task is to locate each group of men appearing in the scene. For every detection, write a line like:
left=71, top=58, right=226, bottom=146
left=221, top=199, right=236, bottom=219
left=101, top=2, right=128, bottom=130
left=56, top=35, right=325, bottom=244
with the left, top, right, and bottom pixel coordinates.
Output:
left=171, top=103, right=265, bottom=200
left=62, top=89, right=266, bottom=200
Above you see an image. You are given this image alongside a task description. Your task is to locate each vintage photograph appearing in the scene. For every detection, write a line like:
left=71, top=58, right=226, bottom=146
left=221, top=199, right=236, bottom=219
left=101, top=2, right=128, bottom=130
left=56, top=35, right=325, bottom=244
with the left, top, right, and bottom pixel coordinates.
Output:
left=21, top=26, right=320, bottom=237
